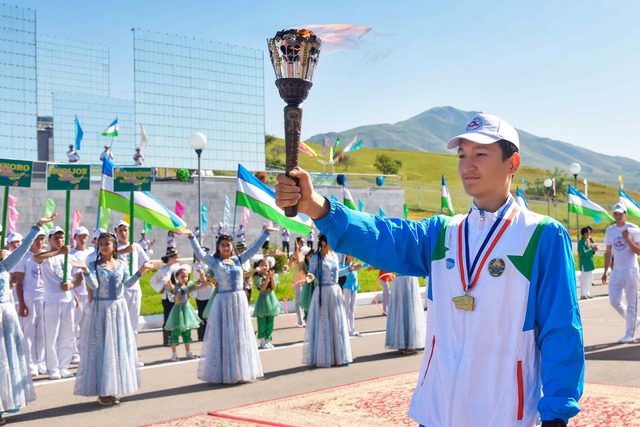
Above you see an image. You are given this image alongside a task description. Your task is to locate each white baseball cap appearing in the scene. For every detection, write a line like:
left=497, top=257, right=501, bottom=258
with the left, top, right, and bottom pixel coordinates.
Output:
left=115, top=220, right=129, bottom=230
left=48, top=226, right=65, bottom=237
left=74, top=226, right=89, bottom=236
left=92, top=228, right=107, bottom=240
left=613, top=203, right=627, bottom=214
left=447, top=113, right=520, bottom=150
left=7, top=232, right=23, bottom=243
left=36, top=229, right=46, bottom=238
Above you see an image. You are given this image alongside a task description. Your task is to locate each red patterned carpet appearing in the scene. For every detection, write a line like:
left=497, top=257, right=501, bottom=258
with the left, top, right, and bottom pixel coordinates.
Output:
left=148, top=372, right=640, bottom=426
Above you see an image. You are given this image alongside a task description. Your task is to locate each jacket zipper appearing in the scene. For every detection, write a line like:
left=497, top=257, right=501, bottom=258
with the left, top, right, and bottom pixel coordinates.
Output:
left=420, top=335, right=436, bottom=386
left=517, top=360, right=524, bottom=420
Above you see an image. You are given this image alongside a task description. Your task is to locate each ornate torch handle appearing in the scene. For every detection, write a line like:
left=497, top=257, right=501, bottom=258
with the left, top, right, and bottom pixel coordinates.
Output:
left=284, top=106, right=302, bottom=217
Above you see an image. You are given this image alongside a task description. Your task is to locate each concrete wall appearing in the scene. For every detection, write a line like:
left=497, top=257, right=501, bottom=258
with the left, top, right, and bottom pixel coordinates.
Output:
left=5, top=176, right=404, bottom=257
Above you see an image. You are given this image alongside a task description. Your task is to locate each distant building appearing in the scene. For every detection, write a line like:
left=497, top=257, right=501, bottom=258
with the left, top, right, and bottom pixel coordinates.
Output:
left=0, top=3, right=265, bottom=171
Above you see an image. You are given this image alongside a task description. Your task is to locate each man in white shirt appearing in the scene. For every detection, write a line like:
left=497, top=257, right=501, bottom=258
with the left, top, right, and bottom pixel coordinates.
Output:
left=14, top=228, right=47, bottom=376
left=133, top=147, right=144, bottom=166
left=33, top=226, right=81, bottom=379
left=602, top=203, right=640, bottom=343
left=67, top=144, right=79, bottom=162
left=114, top=220, right=149, bottom=349
left=99, top=145, right=114, bottom=162
left=236, top=224, right=246, bottom=243
left=281, top=228, right=290, bottom=256
left=69, top=226, right=94, bottom=363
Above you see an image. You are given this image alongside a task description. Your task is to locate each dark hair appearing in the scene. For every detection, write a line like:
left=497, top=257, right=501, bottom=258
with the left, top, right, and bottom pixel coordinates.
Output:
left=161, top=248, right=179, bottom=264
left=171, top=267, right=189, bottom=286
left=213, top=233, right=235, bottom=259
left=580, top=227, right=590, bottom=236
left=497, top=139, right=519, bottom=161
left=317, top=233, right=328, bottom=247
left=94, top=233, right=119, bottom=288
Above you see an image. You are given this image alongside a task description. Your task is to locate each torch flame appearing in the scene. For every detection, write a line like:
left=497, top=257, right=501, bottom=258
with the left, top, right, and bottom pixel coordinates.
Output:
left=301, top=24, right=372, bottom=53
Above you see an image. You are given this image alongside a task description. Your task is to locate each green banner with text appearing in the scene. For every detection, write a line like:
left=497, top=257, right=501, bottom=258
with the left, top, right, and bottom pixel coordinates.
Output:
left=46, top=163, right=91, bottom=191
left=0, top=158, right=33, bottom=188
left=113, top=167, right=152, bottom=192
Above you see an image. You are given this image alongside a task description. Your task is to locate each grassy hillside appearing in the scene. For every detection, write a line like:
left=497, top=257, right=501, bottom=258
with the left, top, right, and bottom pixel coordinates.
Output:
left=268, top=137, right=640, bottom=239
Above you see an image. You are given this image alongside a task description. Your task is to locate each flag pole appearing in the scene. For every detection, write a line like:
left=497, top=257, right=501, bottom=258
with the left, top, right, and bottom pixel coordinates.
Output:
left=129, top=190, right=134, bottom=274
left=567, top=186, right=571, bottom=241
left=62, top=190, right=70, bottom=283
left=1, top=186, right=8, bottom=257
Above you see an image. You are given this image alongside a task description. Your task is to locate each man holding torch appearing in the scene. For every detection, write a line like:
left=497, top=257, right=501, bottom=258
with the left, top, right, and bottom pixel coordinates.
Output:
left=275, top=113, right=584, bottom=427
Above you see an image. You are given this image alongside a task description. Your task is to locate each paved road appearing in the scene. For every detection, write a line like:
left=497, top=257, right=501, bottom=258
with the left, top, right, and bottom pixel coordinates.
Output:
left=8, top=282, right=640, bottom=427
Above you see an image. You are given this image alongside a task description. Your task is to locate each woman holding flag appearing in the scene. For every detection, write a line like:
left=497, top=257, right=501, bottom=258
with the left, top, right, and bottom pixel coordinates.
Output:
left=183, top=225, right=276, bottom=384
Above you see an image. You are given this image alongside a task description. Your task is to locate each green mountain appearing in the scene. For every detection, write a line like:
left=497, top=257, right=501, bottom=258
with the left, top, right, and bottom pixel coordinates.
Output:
left=308, top=106, right=640, bottom=189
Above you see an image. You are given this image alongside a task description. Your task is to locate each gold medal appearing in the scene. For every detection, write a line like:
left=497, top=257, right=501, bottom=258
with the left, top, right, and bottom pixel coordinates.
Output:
left=452, top=294, right=474, bottom=311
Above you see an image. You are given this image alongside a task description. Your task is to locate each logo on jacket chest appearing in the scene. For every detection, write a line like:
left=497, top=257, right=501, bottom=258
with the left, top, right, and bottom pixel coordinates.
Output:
left=487, top=258, right=506, bottom=277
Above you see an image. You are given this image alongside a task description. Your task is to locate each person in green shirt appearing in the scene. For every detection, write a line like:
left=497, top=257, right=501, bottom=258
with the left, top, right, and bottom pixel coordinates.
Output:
left=578, top=226, right=598, bottom=299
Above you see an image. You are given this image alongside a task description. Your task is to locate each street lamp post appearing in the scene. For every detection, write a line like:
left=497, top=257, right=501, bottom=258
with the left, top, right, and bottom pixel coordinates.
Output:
left=544, top=178, right=553, bottom=216
left=570, top=162, right=581, bottom=239
left=189, top=132, right=207, bottom=246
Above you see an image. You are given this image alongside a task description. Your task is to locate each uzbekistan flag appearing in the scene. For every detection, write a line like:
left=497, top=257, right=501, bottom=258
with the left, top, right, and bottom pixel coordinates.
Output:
left=441, top=175, right=455, bottom=216
left=99, top=158, right=186, bottom=231
left=568, top=185, right=613, bottom=222
left=618, top=189, right=640, bottom=218
left=236, top=164, right=312, bottom=235
left=343, top=185, right=357, bottom=210
left=515, top=186, right=529, bottom=210
left=102, top=118, right=119, bottom=137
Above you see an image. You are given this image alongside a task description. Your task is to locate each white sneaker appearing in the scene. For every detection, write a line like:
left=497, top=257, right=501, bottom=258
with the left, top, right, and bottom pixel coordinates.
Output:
left=70, top=354, right=80, bottom=364
left=137, top=361, right=145, bottom=367
left=619, top=336, right=637, bottom=344
left=185, top=351, right=198, bottom=359
left=49, top=371, right=61, bottom=380
left=259, top=339, right=268, bottom=349
left=265, top=341, right=275, bottom=349
left=60, top=369, right=74, bottom=378
left=170, top=353, right=179, bottom=362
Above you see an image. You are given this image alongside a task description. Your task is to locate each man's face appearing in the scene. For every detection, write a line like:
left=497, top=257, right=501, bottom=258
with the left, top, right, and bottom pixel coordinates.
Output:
left=31, top=235, right=45, bottom=252
left=7, top=240, right=21, bottom=250
left=613, top=211, right=627, bottom=225
left=49, top=232, right=65, bottom=250
left=75, top=234, right=89, bottom=248
left=115, top=225, right=129, bottom=243
left=457, top=139, right=517, bottom=203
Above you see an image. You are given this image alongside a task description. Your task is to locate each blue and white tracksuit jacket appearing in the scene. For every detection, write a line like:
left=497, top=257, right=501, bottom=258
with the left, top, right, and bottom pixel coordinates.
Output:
left=314, top=197, right=584, bottom=427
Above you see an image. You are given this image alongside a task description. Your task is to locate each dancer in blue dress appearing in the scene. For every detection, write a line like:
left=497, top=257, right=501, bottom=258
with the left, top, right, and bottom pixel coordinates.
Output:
left=185, top=227, right=275, bottom=384
left=385, top=275, right=426, bottom=354
left=303, top=234, right=352, bottom=367
left=0, top=214, right=56, bottom=426
left=71, top=232, right=155, bottom=406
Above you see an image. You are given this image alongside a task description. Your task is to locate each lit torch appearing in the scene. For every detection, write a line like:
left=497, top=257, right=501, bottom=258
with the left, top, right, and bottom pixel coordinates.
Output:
left=268, top=29, right=321, bottom=217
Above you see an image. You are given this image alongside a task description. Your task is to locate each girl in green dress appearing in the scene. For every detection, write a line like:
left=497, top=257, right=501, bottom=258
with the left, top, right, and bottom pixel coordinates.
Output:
left=164, top=266, right=206, bottom=361
left=252, top=259, right=280, bottom=349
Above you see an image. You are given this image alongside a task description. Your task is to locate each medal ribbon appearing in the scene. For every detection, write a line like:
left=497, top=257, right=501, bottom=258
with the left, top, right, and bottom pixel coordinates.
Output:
left=457, top=199, right=517, bottom=293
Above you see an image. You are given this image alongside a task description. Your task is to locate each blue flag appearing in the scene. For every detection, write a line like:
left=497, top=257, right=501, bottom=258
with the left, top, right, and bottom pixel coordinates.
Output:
left=515, top=187, right=529, bottom=210
left=379, top=206, right=386, bottom=217
left=75, top=115, right=84, bottom=150
left=201, top=202, right=208, bottom=233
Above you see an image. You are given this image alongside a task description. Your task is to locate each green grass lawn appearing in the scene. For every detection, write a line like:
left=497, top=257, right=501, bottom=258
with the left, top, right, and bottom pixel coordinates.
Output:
left=140, top=257, right=608, bottom=315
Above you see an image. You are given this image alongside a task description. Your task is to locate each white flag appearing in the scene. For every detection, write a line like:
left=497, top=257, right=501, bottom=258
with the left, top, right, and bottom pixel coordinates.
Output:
left=139, top=124, right=148, bottom=150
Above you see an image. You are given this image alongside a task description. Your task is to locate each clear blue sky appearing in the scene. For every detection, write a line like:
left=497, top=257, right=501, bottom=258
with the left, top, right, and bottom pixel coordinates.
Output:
left=20, top=0, right=640, bottom=161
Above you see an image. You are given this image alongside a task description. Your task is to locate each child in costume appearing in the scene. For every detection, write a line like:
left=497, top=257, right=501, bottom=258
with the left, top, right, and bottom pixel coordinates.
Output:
left=164, top=266, right=205, bottom=361
left=252, top=259, right=280, bottom=349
